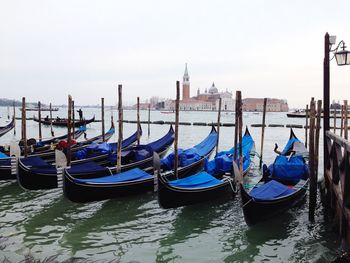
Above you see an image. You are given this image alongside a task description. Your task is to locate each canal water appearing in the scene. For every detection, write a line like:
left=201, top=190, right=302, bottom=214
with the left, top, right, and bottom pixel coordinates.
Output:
left=0, top=107, right=341, bottom=262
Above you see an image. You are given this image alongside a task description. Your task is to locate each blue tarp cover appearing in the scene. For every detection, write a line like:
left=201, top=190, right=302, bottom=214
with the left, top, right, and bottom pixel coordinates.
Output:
left=67, top=161, right=108, bottom=174
left=168, top=171, right=223, bottom=188
left=161, top=128, right=217, bottom=170
left=0, top=152, right=8, bottom=159
left=205, top=132, right=254, bottom=174
left=22, top=156, right=50, bottom=167
left=148, top=127, right=174, bottom=152
left=250, top=180, right=295, bottom=201
left=73, top=168, right=152, bottom=184
left=0, top=157, right=10, bottom=166
left=281, top=137, right=300, bottom=155
left=268, top=155, right=308, bottom=182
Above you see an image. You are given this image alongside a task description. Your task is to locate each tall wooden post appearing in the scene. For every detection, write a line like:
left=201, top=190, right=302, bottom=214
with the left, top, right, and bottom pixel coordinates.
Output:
left=234, top=92, right=239, bottom=162
left=174, top=81, right=180, bottom=179
left=116, top=85, right=123, bottom=173
left=7, top=106, right=10, bottom=120
left=237, top=91, right=243, bottom=176
left=148, top=103, right=151, bottom=137
left=309, top=98, right=316, bottom=221
left=67, top=95, right=72, bottom=167
left=38, top=101, right=42, bottom=141
left=72, top=100, right=75, bottom=139
left=101, top=98, right=105, bottom=142
left=215, top=98, right=222, bottom=155
left=333, top=106, right=337, bottom=134
left=341, top=105, right=345, bottom=138
left=13, top=101, right=16, bottom=135
left=137, top=97, right=141, bottom=145
left=21, top=97, right=28, bottom=158
left=49, top=103, right=53, bottom=136
left=315, top=100, right=322, bottom=181
left=344, top=100, right=348, bottom=140
left=305, top=105, right=309, bottom=148
left=259, top=98, right=267, bottom=169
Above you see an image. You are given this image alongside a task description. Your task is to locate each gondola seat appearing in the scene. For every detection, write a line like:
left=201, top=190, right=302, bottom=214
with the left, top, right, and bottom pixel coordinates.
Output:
left=72, top=168, right=152, bottom=184
left=167, top=171, right=223, bottom=189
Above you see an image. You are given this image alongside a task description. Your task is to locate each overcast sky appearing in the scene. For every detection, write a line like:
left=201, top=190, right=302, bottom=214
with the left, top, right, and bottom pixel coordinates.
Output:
left=0, top=0, right=349, bottom=108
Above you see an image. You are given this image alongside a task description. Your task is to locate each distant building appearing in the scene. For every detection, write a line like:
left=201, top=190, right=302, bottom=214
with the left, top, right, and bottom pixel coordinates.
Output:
left=166, top=64, right=235, bottom=111
left=242, top=98, right=289, bottom=112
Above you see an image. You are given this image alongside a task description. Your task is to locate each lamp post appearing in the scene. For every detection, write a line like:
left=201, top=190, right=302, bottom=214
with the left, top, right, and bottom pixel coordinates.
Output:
left=323, top=32, right=350, bottom=187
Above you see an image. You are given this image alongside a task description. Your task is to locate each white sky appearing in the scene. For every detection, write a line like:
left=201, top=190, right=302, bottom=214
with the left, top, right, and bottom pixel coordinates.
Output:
left=0, top=0, right=349, bottom=108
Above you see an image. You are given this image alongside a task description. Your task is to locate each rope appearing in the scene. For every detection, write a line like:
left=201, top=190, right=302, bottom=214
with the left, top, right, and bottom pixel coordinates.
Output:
left=228, top=178, right=237, bottom=194
left=242, top=198, right=253, bottom=208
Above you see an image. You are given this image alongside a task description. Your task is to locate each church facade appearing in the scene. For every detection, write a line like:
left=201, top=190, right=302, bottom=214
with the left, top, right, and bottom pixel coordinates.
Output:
left=166, top=64, right=235, bottom=111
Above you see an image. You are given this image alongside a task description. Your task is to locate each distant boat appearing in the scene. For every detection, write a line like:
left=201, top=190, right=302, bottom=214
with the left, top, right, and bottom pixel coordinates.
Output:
left=22, top=107, right=59, bottom=112
left=287, top=110, right=349, bottom=118
left=161, top=111, right=174, bottom=114
left=33, top=116, right=95, bottom=127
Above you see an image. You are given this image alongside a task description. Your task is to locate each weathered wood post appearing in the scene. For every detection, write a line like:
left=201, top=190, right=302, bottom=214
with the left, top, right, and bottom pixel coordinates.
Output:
left=38, top=101, right=42, bottom=141
left=148, top=103, right=151, bottom=137
left=67, top=95, right=72, bottom=167
left=13, top=101, right=16, bottom=135
left=315, top=100, right=322, bottom=180
left=234, top=92, right=239, bottom=162
left=333, top=106, right=337, bottom=134
left=259, top=98, right=267, bottom=169
left=238, top=91, right=243, bottom=177
left=49, top=103, right=54, bottom=136
left=116, top=85, right=123, bottom=173
left=72, top=100, right=75, bottom=139
left=101, top=98, right=105, bottom=142
left=305, top=105, right=309, bottom=148
left=309, top=98, right=316, bottom=221
left=174, top=81, right=180, bottom=179
left=344, top=100, right=348, bottom=140
left=21, top=97, right=28, bottom=158
left=341, top=105, right=344, bottom=138
left=7, top=106, right=10, bottom=120
left=137, top=97, right=141, bottom=145
left=216, top=98, right=222, bottom=155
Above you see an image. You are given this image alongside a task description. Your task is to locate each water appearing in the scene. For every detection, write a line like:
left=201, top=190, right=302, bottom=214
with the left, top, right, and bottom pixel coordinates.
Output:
left=0, top=107, right=341, bottom=262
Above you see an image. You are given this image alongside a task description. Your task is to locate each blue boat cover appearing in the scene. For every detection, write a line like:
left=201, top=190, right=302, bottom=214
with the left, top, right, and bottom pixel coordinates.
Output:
left=268, top=155, right=308, bottom=183
left=73, top=168, right=152, bottom=184
left=0, top=157, right=10, bottom=166
left=161, top=128, right=217, bottom=170
left=168, top=171, right=223, bottom=189
left=205, top=132, right=254, bottom=174
left=0, top=152, right=8, bottom=159
left=109, top=129, right=139, bottom=152
left=67, top=161, right=108, bottom=174
left=148, top=127, right=174, bottom=152
left=22, top=156, right=50, bottom=167
left=250, top=180, right=295, bottom=201
left=281, top=137, right=300, bottom=155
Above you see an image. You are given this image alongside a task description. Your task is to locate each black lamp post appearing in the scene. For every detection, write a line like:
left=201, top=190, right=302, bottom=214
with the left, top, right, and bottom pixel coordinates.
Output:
left=323, top=32, right=350, bottom=178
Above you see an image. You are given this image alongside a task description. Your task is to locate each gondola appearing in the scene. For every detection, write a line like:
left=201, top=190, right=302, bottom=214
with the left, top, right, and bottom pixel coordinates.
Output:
left=0, top=117, right=15, bottom=137
left=63, top=126, right=217, bottom=203
left=157, top=127, right=255, bottom=208
left=17, top=126, right=170, bottom=190
left=240, top=129, right=309, bottom=226
left=0, top=123, right=116, bottom=181
left=33, top=116, right=95, bottom=127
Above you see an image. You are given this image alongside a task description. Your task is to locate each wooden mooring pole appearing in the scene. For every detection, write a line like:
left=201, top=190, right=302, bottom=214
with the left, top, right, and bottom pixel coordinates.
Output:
left=216, top=98, right=222, bottom=155
left=259, top=98, right=267, bottom=169
left=67, top=95, right=72, bottom=167
left=116, top=85, right=123, bottom=173
left=174, top=81, right=180, bottom=179
left=148, top=103, right=151, bottom=137
left=13, top=101, right=16, bottom=135
left=238, top=91, right=243, bottom=176
left=101, top=98, right=105, bottom=142
left=38, top=101, right=42, bottom=141
left=234, top=92, right=239, bottom=162
left=315, top=100, right=322, bottom=182
left=341, top=105, right=344, bottom=138
left=333, top=106, right=337, bottom=134
left=305, top=104, right=309, bottom=148
left=137, top=97, right=140, bottom=145
left=72, top=100, right=75, bottom=140
left=49, top=103, right=54, bottom=136
left=344, top=100, right=348, bottom=140
left=21, top=97, right=27, bottom=158
left=309, top=98, right=316, bottom=221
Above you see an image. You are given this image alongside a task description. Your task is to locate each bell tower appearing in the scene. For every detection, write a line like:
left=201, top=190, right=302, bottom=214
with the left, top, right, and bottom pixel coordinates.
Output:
left=182, top=63, right=190, bottom=100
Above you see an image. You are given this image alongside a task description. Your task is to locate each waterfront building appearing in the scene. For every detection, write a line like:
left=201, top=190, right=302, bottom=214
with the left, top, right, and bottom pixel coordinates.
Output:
left=242, top=98, right=289, bottom=112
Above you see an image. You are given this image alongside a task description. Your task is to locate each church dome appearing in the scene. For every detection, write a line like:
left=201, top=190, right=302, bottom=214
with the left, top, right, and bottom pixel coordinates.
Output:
left=208, top=82, right=218, bottom=94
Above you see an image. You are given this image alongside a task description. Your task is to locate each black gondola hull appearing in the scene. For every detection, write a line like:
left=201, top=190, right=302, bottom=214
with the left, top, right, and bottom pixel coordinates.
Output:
left=240, top=181, right=308, bottom=226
